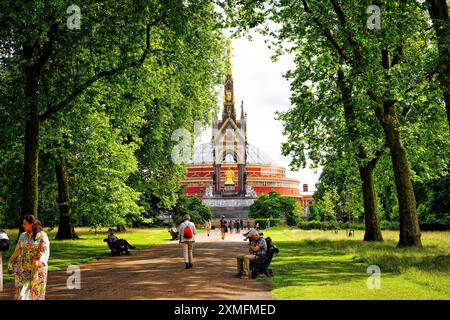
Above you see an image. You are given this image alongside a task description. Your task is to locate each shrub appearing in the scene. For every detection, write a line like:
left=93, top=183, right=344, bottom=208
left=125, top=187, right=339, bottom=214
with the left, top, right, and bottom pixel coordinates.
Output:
left=173, top=196, right=212, bottom=225
left=255, top=218, right=281, bottom=229
left=380, top=220, right=400, bottom=230
left=297, top=220, right=400, bottom=231
left=250, top=191, right=301, bottom=226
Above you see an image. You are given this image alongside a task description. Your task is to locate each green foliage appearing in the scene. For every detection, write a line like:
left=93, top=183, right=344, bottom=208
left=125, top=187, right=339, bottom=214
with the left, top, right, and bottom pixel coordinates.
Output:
left=173, top=196, right=212, bottom=225
left=315, top=189, right=337, bottom=222
left=250, top=191, right=301, bottom=226
left=0, top=1, right=225, bottom=230
left=415, top=176, right=450, bottom=225
left=297, top=220, right=336, bottom=230
left=220, top=0, right=450, bottom=246
left=314, top=160, right=364, bottom=223
left=306, top=203, right=321, bottom=222
left=297, top=220, right=400, bottom=231
left=254, top=218, right=281, bottom=229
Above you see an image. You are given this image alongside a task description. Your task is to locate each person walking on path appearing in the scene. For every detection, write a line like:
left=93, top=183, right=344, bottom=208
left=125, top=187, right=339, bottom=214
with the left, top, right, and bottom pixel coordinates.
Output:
left=229, top=220, right=234, bottom=234
left=8, top=214, right=50, bottom=300
left=179, top=214, right=196, bottom=269
left=236, top=220, right=241, bottom=234
left=205, top=219, right=212, bottom=237
left=220, top=216, right=227, bottom=240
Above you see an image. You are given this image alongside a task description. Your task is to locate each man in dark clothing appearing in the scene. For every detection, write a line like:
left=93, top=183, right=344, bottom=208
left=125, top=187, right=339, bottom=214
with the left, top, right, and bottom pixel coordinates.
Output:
left=236, top=220, right=241, bottom=233
left=236, top=229, right=267, bottom=278
left=220, top=216, right=227, bottom=240
left=107, top=228, right=136, bottom=255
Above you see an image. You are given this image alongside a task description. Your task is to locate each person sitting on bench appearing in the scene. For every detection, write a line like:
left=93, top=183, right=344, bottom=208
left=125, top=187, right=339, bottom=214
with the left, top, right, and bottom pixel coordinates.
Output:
left=107, top=228, right=136, bottom=255
left=169, top=224, right=179, bottom=240
left=235, top=228, right=267, bottom=279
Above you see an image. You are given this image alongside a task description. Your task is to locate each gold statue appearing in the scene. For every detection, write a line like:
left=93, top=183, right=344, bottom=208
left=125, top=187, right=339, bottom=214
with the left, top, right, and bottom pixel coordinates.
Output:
left=225, top=168, right=235, bottom=185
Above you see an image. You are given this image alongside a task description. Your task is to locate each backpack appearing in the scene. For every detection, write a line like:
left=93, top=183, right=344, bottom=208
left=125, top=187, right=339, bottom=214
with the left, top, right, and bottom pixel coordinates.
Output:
left=0, top=231, right=10, bottom=252
left=183, top=223, right=193, bottom=239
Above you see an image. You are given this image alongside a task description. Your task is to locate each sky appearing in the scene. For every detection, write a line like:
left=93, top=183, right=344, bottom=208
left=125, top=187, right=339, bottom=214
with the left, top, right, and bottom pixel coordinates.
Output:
left=196, top=32, right=321, bottom=192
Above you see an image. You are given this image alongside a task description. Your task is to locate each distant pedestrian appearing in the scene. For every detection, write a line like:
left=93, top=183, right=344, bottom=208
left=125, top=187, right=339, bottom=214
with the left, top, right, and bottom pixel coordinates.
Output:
left=220, top=216, right=227, bottom=240
left=236, top=220, right=241, bottom=233
left=240, top=219, right=244, bottom=230
left=205, top=219, right=211, bottom=237
left=228, top=220, right=234, bottom=234
left=266, top=218, right=270, bottom=230
left=179, top=214, right=196, bottom=269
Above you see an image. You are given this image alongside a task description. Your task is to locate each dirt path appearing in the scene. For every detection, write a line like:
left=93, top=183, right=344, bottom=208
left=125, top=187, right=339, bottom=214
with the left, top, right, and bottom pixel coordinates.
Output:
left=0, top=229, right=272, bottom=300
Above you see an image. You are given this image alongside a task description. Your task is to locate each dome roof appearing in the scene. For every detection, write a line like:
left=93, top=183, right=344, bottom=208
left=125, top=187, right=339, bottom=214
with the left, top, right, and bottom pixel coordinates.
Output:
left=188, top=142, right=277, bottom=165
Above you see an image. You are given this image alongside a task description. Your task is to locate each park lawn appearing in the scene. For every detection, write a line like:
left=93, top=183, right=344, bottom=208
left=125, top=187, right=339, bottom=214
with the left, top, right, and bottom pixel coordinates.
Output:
left=1, top=227, right=172, bottom=283
left=263, top=229, right=450, bottom=300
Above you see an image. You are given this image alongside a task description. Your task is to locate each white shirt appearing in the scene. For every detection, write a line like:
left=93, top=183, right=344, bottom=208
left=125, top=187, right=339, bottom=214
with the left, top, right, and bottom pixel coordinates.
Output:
left=179, top=220, right=196, bottom=242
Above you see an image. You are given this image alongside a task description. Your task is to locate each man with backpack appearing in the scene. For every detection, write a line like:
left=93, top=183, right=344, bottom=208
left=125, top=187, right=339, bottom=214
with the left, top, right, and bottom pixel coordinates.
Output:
left=236, top=228, right=267, bottom=279
left=179, top=214, right=196, bottom=269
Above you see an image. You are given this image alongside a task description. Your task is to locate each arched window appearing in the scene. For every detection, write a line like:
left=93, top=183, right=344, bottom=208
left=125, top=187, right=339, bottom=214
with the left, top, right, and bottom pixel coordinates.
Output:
left=303, top=184, right=308, bottom=192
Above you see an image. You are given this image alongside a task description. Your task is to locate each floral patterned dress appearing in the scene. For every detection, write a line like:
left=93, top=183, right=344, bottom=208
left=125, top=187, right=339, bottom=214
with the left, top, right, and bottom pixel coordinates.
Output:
left=8, top=231, right=50, bottom=300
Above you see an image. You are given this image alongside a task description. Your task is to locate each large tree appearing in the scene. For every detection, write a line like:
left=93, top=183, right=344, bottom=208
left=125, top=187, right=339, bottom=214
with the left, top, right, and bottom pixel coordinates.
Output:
left=424, top=0, right=450, bottom=134
left=219, top=0, right=449, bottom=246
left=0, top=1, right=226, bottom=236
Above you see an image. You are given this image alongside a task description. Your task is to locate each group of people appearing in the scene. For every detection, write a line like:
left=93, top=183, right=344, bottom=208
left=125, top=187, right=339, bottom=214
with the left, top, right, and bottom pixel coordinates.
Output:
left=219, top=216, right=251, bottom=240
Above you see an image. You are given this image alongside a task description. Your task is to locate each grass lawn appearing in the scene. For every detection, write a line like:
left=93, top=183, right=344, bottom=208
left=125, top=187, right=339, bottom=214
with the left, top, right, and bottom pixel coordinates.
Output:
left=1, top=227, right=172, bottom=284
left=262, top=228, right=450, bottom=300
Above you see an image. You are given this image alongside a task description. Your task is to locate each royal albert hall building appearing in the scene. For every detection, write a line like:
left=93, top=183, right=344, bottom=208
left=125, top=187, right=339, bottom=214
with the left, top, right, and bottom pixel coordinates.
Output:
left=181, top=50, right=314, bottom=211
left=182, top=143, right=312, bottom=205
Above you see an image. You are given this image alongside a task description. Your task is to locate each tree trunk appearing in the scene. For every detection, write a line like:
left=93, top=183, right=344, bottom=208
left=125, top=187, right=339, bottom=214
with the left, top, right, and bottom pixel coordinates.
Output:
left=55, top=154, right=78, bottom=240
left=20, top=114, right=40, bottom=220
left=359, top=165, right=383, bottom=241
left=17, top=25, right=57, bottom=236
left=377, top=104, right=422, bottom=247
left=19, top=48, right=41, bottom=236
left=337, top=68, right=383, bottom=241
left=426, top=0, right=450, bottom=134
left=116, top=225, right=126, bottom=232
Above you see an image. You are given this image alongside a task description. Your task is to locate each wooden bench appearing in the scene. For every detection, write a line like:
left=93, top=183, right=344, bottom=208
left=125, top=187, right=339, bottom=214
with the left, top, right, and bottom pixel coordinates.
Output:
left=250, top=237, right=279, bottom=279
left=168, top=229, right=179, bottom=241
left=104, top=238, right=127, bottom=256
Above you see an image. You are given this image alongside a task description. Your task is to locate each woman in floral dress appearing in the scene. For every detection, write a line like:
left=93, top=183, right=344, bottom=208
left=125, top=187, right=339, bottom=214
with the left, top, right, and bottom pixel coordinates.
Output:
left=8, top=214, right=50, bottom=300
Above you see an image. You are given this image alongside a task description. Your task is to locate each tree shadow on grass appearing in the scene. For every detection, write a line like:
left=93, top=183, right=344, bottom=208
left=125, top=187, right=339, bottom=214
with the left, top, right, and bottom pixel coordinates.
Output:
left=265, top=239, right=450, bottom=292
left=267, top=240, right=368, bottom=288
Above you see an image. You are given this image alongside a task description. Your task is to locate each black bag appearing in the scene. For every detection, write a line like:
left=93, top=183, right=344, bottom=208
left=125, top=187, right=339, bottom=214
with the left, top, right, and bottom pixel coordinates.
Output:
left=0, top=231, right=10, bottom=252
